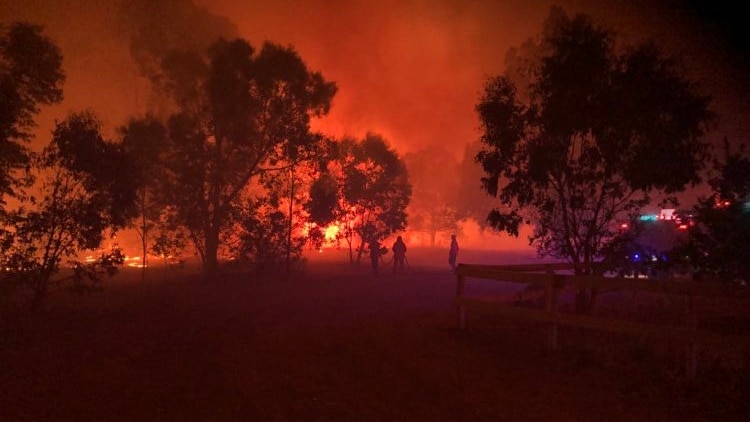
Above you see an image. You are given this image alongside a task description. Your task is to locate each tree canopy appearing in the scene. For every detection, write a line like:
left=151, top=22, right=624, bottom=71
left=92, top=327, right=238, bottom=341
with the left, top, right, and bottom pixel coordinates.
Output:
left=308, top=133, right=411, bottom=264
left=0, top=22, right=64, bottom=207
left=155, top=37, right=336, bottom=274
left=476, top=6, right=714, bottom=275
left=2, top=112, right=134, bottom=309
left=119, top=115, right=170, bottom=277
left=678, top=140, right=750, bottom=283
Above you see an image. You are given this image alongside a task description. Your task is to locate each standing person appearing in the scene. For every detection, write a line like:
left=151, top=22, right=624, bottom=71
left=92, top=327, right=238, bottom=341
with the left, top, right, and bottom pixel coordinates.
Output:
left=369, top=237, right=381, bottom=274
left=448, top=234, right=459, bottom=272
left=392, top=235, right=407, bottom=274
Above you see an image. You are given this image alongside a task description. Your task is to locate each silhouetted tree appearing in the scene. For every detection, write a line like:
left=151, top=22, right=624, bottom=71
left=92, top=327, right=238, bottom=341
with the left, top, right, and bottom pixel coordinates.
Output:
left=251, top=134, right=328, bottom=276
left=119, top=115, right=169, bottom=280
left=308, top=133, right=411, bottom=264
left=476, top=7, right=713, bottom=311
left=676, top=140, right=750, bottom=283
left=307, top=170, right=339, bottom=249
left=2, top=112, right=134, bottom=309
left=403, top=148, right=459, bottom=246
left=232, top=196, right=306, bottom=276
left=0, top=22, right=64, bottom=210
left=150, top=204, right=189, bottom=272
left=156, top=38, right=336, bottom=275
left=224, top=135, right=327, bottom=276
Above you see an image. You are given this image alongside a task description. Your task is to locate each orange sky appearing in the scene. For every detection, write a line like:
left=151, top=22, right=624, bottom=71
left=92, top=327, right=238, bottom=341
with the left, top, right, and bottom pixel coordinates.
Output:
left=194, top=0, right=750, bottom=159
left=2, top=0, right=748, bottom=252
left=195, top=0, right=550, bottom=158
left=3, top=0, right=747, bottom=161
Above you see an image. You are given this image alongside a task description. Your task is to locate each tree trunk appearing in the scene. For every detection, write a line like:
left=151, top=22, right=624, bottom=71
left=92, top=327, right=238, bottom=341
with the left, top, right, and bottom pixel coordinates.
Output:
left=204, top=228, right=219, bottom=276
left=355, top=238, right=364, bottom=264
left=140, top=206, right=148, bottom=283
left=141, top=234, right=147, bottom=281
left=30, top=289, right=46, bottom=312
left=575, top=287, right=600, bottom=314
left=141, top=189, right=148, bottom=283
left=30, top=275, right=48, bottom=312
left=347, top=239, right=354, bottom=264
left=573, top=259, right=600, bottom=314
left=286, top=167, right=294, bottom=278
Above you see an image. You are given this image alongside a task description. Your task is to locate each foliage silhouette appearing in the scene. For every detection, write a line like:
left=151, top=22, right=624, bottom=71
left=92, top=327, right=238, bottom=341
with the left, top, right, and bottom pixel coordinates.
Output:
left=153, top=38, right=336, bottom=275
left=308, top=133, right=411, bottom=264
left=675, top=140, right=750, bottom=283
left=119, top=116, right=170, bottom=280
left=2, top=112, right=134, bottom=309
left=476, top=7, right=713, bottom=311
left=0, top=22, right=64, bottom=209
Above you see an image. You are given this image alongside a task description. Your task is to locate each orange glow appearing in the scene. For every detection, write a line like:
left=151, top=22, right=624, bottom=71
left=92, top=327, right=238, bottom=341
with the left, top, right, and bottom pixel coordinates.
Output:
left=302, top=222, right=341, bottom=246
left=7, top=0, right=746, bottom=258
left=8, top=0, right=743, bottom=175
left=324, top=225, right=339, bottom=241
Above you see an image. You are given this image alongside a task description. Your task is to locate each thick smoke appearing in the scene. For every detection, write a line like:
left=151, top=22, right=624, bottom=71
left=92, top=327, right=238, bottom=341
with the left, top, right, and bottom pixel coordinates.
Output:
left=116, top=0, right=237, bottom=109
left=0, top=0, right=238, bottom=140
left=2, top=0, right=747, bottom=250
left=3, top=0, right=746, bottom=154
left=195, top=0, right=748, bottom=159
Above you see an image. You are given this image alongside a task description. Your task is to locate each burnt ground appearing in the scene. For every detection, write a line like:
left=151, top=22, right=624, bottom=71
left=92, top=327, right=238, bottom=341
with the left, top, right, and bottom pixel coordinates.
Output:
left=1, top=248, right=748, bottom=422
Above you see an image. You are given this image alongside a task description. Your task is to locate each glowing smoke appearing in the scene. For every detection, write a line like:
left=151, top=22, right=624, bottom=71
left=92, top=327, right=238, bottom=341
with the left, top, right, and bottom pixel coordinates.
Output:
left=2, top=0, right=748, bottom=251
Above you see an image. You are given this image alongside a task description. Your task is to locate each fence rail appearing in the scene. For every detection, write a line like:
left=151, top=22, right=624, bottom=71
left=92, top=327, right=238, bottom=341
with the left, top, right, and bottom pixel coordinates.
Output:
left=455, top=262, right=750, bottom=380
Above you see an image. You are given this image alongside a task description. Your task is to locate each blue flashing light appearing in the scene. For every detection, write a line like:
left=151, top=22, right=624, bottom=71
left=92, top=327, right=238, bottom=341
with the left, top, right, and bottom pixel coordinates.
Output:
left=639, top=214, right=658, bottom=222
left=633, top=253, right=641, bottom=262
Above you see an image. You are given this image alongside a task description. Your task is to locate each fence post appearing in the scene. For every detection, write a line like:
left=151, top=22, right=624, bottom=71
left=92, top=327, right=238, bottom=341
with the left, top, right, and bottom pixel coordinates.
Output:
left=545, top=273, right=560, bottom=351
left=685, top=292, right=697, bottom=381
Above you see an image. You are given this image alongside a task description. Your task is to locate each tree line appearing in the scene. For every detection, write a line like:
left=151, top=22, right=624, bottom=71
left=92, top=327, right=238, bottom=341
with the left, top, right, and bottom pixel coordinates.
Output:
left=2, top=5, right=749, bottom=312
left=0, top=22, right=411, bottom=309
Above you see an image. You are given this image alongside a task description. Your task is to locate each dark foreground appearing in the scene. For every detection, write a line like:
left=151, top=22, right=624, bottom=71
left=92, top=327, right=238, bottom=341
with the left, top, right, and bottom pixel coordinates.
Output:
left=1, top=248, right=747, bottom=421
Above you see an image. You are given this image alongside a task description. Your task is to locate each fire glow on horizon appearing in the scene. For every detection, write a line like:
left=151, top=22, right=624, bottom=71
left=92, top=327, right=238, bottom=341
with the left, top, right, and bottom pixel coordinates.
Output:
left=3, top=0, right=748, bottom=252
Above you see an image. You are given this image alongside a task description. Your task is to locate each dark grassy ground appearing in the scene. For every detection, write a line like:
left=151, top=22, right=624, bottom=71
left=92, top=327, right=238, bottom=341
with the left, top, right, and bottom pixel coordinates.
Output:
left=1, top=248, right=748, bottom=421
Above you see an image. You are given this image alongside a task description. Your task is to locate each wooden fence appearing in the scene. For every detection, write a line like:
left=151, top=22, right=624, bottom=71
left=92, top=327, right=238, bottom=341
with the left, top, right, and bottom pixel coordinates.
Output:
left=455, top=262, right=750, bottom=380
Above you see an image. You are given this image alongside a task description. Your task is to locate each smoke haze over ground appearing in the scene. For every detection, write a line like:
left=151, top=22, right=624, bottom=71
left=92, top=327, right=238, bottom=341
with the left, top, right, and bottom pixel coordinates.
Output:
left=2, top=0, right=748, bottom=250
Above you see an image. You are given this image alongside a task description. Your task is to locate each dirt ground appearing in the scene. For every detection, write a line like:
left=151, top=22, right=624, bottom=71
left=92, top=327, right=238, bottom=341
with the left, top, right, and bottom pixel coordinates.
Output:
left=1, top=248, right=748, bottom=422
